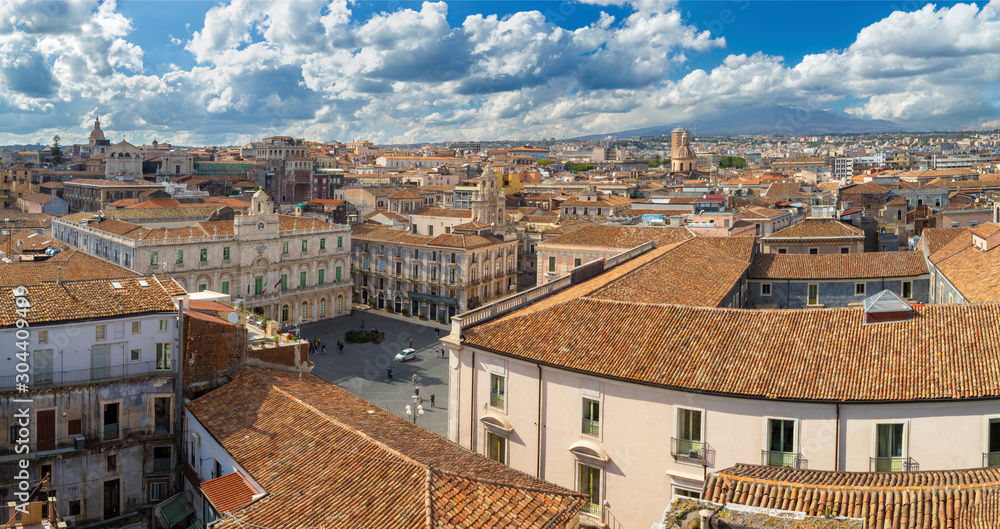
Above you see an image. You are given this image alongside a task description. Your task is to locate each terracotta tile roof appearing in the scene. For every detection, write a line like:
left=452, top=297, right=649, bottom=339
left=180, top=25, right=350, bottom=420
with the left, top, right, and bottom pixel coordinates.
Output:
left=428, top=233, right=504, bottom=249
left=929, top=227, right=1000, bottom=303
left=561, top=195, right=631, bottom=207
left=463, top=271, right=1000, bottom=400
left=108, top=206, right=228, bottom=221
left=364, top=209, right=408, bottom=223
left=409, top=207, right=473, bottom=218
left=739, top=206, right=788, bottom=220
left=898, top=168, right=978, bottom=180
left=0, top=249, right=140, bottom=286
left=0, top=276, right=178, bottom=327
left=187, top=367, right=585, bottom=528
left=764, top=182, right=809, bottom=197
left=817, top=181, right=841, bottom=191
left=750, top=252, right=928, bottom=280
left=37, top=181, right=63, bottom=189
left=352, top=224, right=433, bottom=246
left=200, top=471, right=259, bottom=515
left=277, top=215, right=333, bottom=232
left=543, top=225, right=695, bottom=249
left=885, top=196, right=907, bottom=206
left=587, top=237, right=754, bottom=307
left=386, top=189, right=424, bottom=200
left=763, top=219, right=864, bottom=240
left=20, top=193, right=58, bottom=205
left=0, top=210, right=53, bottom=229
left=703, top=464, right=1000, bottom=528
left=841, top=181, right=890, bottom=195
left=453, top=221, right=491, bottom=230
left=971, top=222, right=1000, bottom=239
left=64, top=178, right=163, bottom=187
left=921, top=227, right=967, bottom=255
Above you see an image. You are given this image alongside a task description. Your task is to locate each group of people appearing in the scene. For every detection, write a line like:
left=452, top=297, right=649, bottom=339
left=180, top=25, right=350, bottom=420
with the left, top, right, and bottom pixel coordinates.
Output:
left=308, top=338, right=345, bottom=355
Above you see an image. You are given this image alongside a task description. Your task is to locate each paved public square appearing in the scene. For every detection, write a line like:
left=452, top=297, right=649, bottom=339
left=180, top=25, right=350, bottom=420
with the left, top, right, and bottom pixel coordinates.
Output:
left=298, top=309, right=451, bottom=437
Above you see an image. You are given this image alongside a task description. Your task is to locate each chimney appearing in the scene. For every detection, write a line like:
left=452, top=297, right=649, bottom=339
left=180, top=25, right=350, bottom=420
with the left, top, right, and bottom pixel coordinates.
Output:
left=56, top=266, right=62, bottom=285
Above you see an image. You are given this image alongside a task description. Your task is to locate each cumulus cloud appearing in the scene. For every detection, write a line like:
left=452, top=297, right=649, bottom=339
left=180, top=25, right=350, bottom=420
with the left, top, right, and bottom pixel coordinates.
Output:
left=1, top=0, right=999, bottom=145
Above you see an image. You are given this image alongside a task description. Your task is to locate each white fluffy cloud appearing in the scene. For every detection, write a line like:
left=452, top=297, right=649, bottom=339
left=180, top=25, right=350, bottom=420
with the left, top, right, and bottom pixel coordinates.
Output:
left=1, top=0, right=999, bottom=145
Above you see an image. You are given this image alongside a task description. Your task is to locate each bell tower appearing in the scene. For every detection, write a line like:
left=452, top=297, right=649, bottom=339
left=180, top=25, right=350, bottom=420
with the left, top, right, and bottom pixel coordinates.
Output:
left=235, top=190, right=280, bottom=240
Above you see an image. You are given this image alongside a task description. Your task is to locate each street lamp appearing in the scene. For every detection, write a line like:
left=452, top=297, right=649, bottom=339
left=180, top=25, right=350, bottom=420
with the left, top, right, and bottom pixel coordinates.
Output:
left=404, top=394, right=424, bottom=424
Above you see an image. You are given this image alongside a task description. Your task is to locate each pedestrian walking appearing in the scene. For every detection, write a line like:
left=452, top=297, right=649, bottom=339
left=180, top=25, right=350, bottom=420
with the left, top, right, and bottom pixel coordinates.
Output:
left=321, top=344, right=327, bottom=355
left=414, top=387, right=419, bottom=396
left=412, top=374, right=418, bottom=384
left=409, top=338, right=413, bottom=348
left=387, top=368, right=393, bottom=379
left=430, top=394, right=435, bottom=407
left=435, top=328, right=440, bottom=338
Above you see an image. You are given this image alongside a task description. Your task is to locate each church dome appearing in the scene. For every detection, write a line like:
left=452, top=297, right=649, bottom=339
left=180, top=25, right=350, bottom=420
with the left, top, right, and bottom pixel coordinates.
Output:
left=672, top=145, right=696, bottom=160
left=89, top=117, right=105, bottom=142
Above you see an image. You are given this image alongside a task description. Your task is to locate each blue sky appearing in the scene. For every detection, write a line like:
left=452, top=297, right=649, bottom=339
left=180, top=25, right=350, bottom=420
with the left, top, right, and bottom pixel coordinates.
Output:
left=1, top=0, right=999, bottom=146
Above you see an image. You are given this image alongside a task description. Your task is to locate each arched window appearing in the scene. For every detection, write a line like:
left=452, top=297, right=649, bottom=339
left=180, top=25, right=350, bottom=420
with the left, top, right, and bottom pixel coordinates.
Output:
left=336, top=294, right=343, bottom=313
left=281, top=305, right=289, bottom=322
left=301, top=301, right=309, bottom=320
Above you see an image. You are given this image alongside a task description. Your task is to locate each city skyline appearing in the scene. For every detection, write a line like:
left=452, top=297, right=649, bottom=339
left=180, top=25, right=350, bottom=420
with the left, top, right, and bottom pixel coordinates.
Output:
left=1, top=0, right=999, bottom=146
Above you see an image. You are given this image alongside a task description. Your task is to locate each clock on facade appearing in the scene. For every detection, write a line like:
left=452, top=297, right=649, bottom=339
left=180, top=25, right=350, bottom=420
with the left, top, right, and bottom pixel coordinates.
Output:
left=257, top=222, right=265, bottom=230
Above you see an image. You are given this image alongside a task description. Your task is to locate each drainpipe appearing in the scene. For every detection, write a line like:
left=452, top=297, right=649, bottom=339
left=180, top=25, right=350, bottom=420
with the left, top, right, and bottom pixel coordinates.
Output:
left=175, top=301, right=185, bottom=496
left=834, top=403, right=841, bottom=471
left=537, top=363, right=543, bottom=480
left=470, top=349, right=476, bottom=453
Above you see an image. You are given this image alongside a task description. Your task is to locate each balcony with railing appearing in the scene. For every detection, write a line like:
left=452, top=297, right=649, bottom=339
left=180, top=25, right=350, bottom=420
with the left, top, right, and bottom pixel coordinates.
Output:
left=870, top=456, right=917, bottom=472
left=581, top=418, right=600, bottom=437
left=490, top=391, right=504, bottom=409
left=985, top=452, right=1000, bottom=468
left=0, top=361, right=171, bottom=391
left=761, top=450, right=803, bottom=468
left=0, top=426, right=174, bottom=459
left=670, top=438, right=714, bottom=466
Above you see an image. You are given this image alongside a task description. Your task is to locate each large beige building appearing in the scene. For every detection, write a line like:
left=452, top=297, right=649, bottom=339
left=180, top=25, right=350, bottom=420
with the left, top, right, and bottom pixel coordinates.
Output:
left=444, top=245, right=1000, bottom=528
left=51, top=191, right=352, bottom=325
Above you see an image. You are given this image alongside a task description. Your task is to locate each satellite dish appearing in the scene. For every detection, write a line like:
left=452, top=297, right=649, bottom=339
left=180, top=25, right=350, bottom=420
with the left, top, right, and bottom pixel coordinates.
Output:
left=227, top=312, right=239, bottom=324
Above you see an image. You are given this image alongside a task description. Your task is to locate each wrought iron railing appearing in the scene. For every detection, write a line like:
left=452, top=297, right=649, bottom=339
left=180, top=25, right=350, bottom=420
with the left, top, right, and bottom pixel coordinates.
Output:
left=582, top=418, right=600, bottom=437
left=0, top=361, right=169, bottom=391
left=671, top=438, right=713, bottom=465
left=870, top=456, right=916, bottom=472
left=490, top=392, right=504, bottom=409
left=762, top=450, right=802, bottom=468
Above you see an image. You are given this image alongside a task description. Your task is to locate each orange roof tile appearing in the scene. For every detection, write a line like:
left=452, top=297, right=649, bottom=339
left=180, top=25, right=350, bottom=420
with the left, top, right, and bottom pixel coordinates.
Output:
left=200, top=471, right=258, bottom=515
left=187, top=367, right=585, bottom=528
left=750, top=252, right=928, bottom=280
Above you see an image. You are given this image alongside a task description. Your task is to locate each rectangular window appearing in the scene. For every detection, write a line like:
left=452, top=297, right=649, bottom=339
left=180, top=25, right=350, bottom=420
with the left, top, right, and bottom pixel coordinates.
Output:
left=155, top=343, right=171, bottom=370
left=809, top=248, right=819, bottom=254
left=431, top=267, right=437, bottom=280
left=674, top=488, right=702, bottom=500
left=335, top=266, right=342, bottom=281
left=574, top=258, right=582, bottom=267
left=318, top=269, right=325, bottom=285
left=175, top=250, right=183, bottom=264
left=875, top=422, right=907, bottom=471
left=280, top=274, right=287, bottom=291
left=320, top=238, right=326, bottom=250
left=300, top=271, right=307, bottom=288
left=150, top=252, right=158, bottom=266
left=96, top=324, right=106, bottom=341
left=199, top=248, right=207, bottom=262
left=103, top=402, right=119, bottom=440
left=579, top=464, right=601, bottom=517
left=112, top=323, right=124, bottom=339
left=337, top=236, right=343, bottom=248
left=302, top=240, right=308, bottom=252
left=152, top=446, right=172, bottom=473
left=855, top=283, right=866, bottom=296
left=675, top=407, right=704, bottom=459
left=106, top=453, right=118, bottom=473
left=841, top=247, right=850, bottom=254
left=131, top=322, right=140, bottom=334
left=902, top=281, right=912, bottom=299
left=282, top=241, right=289, bottom=254
left=149, top=481, right=168, bottom=502
left=38, top=330, right=47, bottom=344
left=808, top=284, right=819, bottom=305
left=548, top=256, right=556, bottom=272
left=223, top=247, right=230, bottom=260
left=777, top=248, right=787, bottom=254
left=988, top=419, right=1000, bottom=467
left=429, top=226, right=434, bottom=236
left=489, top=373, right=505, bottom=410
left=766, top=418, right=796, bottom=467
left=130, top=349, right=141, bottom=362
left=487, top=432, right=507, bottom=465
left=34, top=349, right=53, bottom=385
left=761, top=283, right=771, bottom=297
left=159, top=319, right=168, bottom=332
left=221, top=281, right=229, bottom=295
left=582, top=398, right=600, bottom=437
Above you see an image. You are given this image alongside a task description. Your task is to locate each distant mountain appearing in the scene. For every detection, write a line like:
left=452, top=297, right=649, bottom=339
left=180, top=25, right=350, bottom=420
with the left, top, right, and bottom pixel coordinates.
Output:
left=572, top=105, right=907, bottom=139
left=1, top=144, right=47, bottom=152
